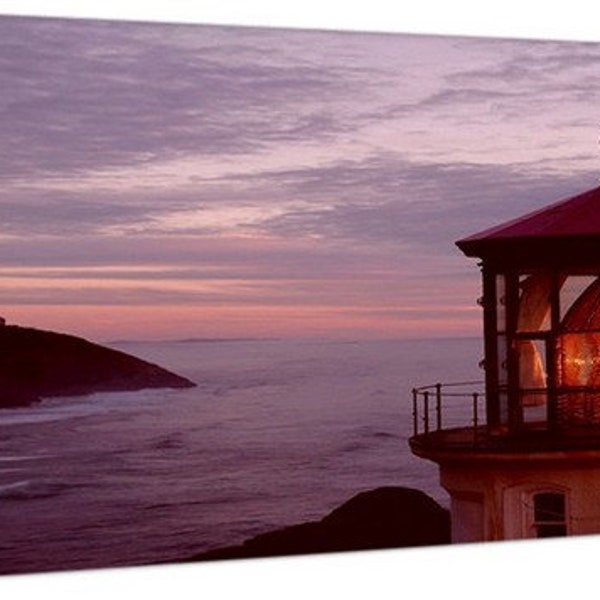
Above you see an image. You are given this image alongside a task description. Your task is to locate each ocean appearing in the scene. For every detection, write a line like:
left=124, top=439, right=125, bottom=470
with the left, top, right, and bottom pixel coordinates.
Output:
left=0, top=337, right=481, bottom=575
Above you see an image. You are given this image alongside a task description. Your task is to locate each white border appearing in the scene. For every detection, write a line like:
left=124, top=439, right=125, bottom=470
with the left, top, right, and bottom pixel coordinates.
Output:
left=1, top=2, right=599, bottom=599
left=2, top=537, right=599, bottom=599
left=0, top=0, right=597, bottom=42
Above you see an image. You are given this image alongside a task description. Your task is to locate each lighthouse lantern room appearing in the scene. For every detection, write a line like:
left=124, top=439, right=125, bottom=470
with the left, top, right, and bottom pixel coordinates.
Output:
left=409, top=185, right=600, bottom=542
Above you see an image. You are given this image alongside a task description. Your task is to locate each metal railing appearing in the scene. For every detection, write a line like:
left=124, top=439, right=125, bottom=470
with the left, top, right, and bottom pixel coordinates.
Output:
left=411, top=382, right=600, bottom=452
left=411, top=380, right=485, bottom=438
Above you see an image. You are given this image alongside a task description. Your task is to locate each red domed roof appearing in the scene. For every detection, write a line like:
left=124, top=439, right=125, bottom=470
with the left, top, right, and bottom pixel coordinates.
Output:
left=456, top=185, right=600, bottom=266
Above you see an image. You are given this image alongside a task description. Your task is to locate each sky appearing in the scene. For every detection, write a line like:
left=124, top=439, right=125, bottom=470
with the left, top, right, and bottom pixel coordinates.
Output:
left=1, top=15, right=600, bottom=341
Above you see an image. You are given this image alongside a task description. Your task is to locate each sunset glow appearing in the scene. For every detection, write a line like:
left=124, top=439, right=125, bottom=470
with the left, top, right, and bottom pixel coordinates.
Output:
left=1, top=16, right=599, bottom=341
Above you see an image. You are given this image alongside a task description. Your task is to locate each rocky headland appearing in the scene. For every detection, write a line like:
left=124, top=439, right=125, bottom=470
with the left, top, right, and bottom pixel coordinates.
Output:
left=188, top=486, right=450, bottom=562
left=0, top=325, right=195, bottom=408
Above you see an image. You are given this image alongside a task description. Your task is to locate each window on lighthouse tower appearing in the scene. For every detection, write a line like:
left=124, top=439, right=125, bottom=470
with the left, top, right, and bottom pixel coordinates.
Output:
left=531, top=491, right=567, bottom=538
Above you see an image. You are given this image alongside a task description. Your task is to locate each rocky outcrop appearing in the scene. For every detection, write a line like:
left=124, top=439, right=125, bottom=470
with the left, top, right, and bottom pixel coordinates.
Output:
left=188, top=486, right=450, bottom=562
left=0, top=325, right=195, bottom=408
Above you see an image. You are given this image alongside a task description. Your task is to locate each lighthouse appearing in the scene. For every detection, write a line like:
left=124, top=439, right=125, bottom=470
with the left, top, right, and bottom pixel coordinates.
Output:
left=410, top=185, right=600, bottom=543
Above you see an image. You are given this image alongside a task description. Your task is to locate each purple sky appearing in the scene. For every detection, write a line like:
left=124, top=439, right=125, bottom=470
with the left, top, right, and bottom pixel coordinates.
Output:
left=1, top=15, right=600, bottom=341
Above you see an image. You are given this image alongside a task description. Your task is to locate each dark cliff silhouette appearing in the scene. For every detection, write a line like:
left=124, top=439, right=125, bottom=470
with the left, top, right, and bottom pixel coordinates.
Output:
left=0, top=325, right=195, bottom=407
left=187, top=486, right=450, bottom=562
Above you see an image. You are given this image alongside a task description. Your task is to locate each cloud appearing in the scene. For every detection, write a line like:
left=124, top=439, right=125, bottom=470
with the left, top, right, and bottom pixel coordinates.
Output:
left=0, top=16, right=370, bottom=184
left=2, top=17, right=600, bottom=338
left=226, top=154, right=599, bottom=249
left=0, top=148, right=597, bottom=267
left=0, top=195, right=159, bottom=235
left=449, top=38, right=600, bottom=84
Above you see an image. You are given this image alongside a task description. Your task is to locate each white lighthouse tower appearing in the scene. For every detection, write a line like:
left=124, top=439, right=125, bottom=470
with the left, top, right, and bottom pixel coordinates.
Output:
left=410, top=185, right=600, bottom=542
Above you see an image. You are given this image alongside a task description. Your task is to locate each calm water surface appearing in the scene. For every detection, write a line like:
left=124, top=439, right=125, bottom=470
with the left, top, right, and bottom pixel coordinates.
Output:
left=0, top=337, right=481, bottom=575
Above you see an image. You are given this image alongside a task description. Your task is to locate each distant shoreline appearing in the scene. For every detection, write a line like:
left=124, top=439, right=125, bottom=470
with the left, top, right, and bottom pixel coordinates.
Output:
left=109, top=337, right=283, bottom=345
left=108, top=335, right=482, bottom=345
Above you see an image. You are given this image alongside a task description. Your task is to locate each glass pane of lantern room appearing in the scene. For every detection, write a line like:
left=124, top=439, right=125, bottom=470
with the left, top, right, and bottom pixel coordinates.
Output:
left=556, top=275, right=600, bottom=427
left=560, top=276, right=598, bottom=322
left=518, top=338, right=548, bottom=424
left=515, top=275, right=551, bottom=426
left=557, top=333, right=600, bottom=426
left=517, top=274, right=551, bottom=333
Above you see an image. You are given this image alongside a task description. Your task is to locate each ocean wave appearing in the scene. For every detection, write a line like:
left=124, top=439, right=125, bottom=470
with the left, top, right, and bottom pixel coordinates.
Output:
left=0, top=479, right=72, bottom=501
left=0, top=389, right=160, bottom=426
left=152, top=434, right=186, bottom=451
left=0, top=480, right=30, bottom=496
left=0, top=455, right=49, bottom=462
